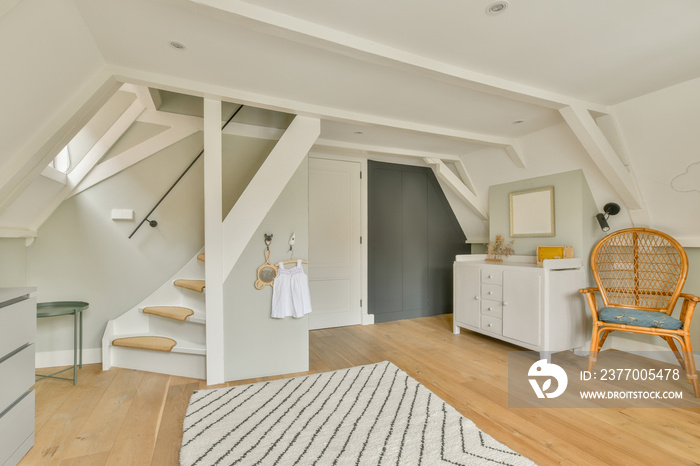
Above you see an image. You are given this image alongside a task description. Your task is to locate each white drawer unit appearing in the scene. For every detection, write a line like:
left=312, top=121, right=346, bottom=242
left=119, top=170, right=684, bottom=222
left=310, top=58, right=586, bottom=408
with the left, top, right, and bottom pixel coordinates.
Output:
left=453, top=256, right=586, bottom=356
left=0, top=288, right=36, bottom=466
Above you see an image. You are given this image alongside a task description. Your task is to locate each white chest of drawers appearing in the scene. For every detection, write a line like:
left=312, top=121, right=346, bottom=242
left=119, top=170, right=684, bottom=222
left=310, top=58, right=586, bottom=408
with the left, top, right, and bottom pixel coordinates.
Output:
left=453, top=256, right=586, bottom=356
left=0, top=288, right=36, bottom=466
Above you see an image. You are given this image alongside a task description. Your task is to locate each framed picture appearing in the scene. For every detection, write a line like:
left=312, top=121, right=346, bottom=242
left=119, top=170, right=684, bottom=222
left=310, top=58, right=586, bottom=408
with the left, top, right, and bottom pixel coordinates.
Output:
left=509, top=186, right=555, bottom=237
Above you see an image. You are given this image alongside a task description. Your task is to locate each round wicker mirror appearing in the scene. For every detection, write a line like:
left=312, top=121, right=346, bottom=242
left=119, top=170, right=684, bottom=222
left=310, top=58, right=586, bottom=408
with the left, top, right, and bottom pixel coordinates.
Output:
left=255, top=235, right=277, bottom=289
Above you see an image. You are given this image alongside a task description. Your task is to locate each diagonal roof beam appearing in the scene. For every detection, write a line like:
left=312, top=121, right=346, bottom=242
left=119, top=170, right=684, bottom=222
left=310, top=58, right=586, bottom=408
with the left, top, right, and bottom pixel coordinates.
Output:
left=560, top=105, right=644, bottom=211
left=424, top=158, right=488, bottom=220
left=193, top=0, right=608, bottom=114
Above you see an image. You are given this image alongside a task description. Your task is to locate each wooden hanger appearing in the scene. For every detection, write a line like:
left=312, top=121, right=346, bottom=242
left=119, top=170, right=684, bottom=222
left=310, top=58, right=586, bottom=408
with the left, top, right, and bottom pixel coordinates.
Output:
left=278, top=259, right=309, bottom=265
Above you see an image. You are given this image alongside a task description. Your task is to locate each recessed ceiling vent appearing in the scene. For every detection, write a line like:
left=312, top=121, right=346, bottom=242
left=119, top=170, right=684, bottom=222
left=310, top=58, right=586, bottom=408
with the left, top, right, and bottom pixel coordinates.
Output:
left=486, top=1, right=509, bottom=15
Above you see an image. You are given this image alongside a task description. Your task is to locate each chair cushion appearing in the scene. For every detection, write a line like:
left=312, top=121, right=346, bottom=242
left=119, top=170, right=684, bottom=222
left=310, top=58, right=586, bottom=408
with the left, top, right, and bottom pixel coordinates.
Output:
left=598, top=307, right=683, bottom=330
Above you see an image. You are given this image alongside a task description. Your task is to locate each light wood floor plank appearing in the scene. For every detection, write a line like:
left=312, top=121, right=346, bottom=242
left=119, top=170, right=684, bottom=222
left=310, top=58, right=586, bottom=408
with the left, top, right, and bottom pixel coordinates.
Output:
left=61, top=368, right=146, bottom=460
left=150, top=382, right=199, bottom=466
left=23, top=365, right=120, bottom=464
left=21, top=314, right=700, bottom=465
left=105, top=372, right=171, bottom=466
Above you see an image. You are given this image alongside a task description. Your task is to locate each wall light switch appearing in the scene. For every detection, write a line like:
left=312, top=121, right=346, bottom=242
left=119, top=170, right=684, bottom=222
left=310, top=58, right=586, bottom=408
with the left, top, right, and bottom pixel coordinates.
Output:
left=112, top=209, right=134, bottom=220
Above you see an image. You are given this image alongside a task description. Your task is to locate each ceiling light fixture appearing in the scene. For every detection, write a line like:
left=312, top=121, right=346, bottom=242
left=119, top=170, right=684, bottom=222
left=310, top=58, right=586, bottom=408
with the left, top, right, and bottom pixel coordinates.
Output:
left=512, top=120, right=525, bottom=124
left=486, top=1, right=509, bottom=15
left=169, top=41, right=186, bottom=50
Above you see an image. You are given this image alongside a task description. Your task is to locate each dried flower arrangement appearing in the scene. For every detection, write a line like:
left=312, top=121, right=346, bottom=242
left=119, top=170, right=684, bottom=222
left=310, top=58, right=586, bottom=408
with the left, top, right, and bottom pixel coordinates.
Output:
left=486, top=235, right=515, bottom=262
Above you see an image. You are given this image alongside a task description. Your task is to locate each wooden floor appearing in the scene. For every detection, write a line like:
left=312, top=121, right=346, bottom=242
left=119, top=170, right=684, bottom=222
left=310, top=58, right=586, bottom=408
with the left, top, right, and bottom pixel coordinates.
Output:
left=24, top=314, right=700, bottom=465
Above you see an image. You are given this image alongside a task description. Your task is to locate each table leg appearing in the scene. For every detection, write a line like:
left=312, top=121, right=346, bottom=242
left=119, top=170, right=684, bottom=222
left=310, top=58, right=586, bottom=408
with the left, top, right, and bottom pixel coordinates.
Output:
left=73, top=310, right=78, bottom=385
left=79, top=310, right=83, bottom=368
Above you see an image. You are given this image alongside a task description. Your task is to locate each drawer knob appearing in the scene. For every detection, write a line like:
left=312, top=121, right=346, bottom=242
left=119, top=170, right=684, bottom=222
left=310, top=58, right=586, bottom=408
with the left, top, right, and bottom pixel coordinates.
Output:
left=474, top=296, right=480, bottom=300
left=488, top=291, right=493, bottom=295
left=488, top=274, right=493, bottom=279
left=488, top=307, right=493, bottom=311
left=503, top=302, right=508, bottom=306
left=487, top=323, right=492, bottom=327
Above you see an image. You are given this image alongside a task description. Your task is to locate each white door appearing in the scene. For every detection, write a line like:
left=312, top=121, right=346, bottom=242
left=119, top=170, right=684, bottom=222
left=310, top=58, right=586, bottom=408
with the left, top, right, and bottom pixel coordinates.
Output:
left=308, top=157, right=362, bottom=330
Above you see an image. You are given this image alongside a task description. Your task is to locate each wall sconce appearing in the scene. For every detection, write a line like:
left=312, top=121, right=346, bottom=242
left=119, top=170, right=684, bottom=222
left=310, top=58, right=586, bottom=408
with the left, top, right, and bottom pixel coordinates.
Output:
left=595, top=203, right=621, bottom=232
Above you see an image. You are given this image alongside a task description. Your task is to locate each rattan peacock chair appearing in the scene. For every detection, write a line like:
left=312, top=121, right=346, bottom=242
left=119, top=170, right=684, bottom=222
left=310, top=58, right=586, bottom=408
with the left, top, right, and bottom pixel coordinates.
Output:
left=580, top=228, right=700, bottom=397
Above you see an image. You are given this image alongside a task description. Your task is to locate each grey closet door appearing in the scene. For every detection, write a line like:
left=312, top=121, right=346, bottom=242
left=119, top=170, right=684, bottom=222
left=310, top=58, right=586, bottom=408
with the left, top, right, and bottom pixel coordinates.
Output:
left=368, top=161, right=469, bottom=323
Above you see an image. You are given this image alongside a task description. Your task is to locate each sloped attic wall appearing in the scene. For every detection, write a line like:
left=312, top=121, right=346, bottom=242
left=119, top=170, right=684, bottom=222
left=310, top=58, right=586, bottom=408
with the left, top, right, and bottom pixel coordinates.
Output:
left=25, top=125, right=276, bottom=361
left=26, top=133, right=205, bottom=360
left=606, top=77, right=700, bottom=353
left=613, top=77, right=700, bottom=242
left=0, top=0, right=106, bottom=197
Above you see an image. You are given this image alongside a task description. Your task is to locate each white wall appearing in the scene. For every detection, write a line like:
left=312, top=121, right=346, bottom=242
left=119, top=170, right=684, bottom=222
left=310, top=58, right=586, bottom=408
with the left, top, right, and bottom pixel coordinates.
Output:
left=26, top=133, right=206, bottom=354
left=488, top=170, right=600, bottom=259
left=0, top=0, right=105, bottom=173
left=0, top=238, right=26, bottom=287
left=597, top=78, right=700, bottom=352
left=223, top=159, right=309, bottom=381
left=463, top=122, right=631, bottom=234
left=613, top=76, right=700, bottom=242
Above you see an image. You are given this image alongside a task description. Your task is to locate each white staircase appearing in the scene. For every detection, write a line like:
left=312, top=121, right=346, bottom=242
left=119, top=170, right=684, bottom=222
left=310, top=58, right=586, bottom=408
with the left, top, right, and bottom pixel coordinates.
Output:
left=100, top=113, right=320, bottom=383
left=102, top=250, right=207, bottom=378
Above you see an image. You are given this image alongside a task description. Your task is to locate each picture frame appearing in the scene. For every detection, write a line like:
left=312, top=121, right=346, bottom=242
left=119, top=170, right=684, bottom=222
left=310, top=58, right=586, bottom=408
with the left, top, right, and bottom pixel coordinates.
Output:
left=509, top=186, right=555, bottom=238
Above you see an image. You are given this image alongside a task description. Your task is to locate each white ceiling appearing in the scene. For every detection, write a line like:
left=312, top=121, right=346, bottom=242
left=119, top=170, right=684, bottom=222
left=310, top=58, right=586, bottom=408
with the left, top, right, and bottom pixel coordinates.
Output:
left=70, top=0, right=700, bottom=156
left=238, top=0, right=700, bottom=104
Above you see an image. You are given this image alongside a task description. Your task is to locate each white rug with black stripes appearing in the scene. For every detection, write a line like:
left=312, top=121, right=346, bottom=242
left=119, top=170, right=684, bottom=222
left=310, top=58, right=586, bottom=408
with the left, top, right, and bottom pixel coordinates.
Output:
left=180, top=361, right=535, bottom=465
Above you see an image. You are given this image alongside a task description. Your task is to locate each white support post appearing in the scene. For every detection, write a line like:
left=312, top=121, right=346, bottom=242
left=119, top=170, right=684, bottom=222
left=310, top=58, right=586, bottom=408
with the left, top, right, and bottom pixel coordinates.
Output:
left=204, top=98, right=225, bottom=385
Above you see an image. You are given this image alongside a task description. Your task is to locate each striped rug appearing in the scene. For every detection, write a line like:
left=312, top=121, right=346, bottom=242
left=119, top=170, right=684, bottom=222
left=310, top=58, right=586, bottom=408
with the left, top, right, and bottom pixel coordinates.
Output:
left=180, top=361, right=534, bottom=465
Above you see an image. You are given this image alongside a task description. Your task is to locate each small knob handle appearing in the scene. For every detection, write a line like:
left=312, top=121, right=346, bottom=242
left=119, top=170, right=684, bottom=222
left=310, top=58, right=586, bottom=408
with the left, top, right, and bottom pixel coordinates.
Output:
left=488, top=307, right=493, bottom=311
left=475, top=296, right=480, bottom=300
left=488, top=291, right=493, bottom=295
left=487, top=323, right=492, bottom=327
left=503, top=302, right=508, bottom=306
left=488, top=274, right=493, bottom=279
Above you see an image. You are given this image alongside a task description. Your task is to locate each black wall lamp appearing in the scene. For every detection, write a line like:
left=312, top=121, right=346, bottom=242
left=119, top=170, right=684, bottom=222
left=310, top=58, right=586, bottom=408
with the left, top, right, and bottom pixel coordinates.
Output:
left=596, top=203, right=621, bottom=232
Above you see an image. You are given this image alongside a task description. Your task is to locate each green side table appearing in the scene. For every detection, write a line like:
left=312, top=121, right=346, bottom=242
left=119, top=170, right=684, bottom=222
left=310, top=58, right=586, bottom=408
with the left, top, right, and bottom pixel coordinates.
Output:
left=36, top=301, right=89, bottom=385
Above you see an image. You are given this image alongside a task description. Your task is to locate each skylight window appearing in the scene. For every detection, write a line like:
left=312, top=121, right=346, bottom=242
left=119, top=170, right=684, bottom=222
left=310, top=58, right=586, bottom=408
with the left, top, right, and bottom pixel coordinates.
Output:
left=50, top=146, right=71, bottom=174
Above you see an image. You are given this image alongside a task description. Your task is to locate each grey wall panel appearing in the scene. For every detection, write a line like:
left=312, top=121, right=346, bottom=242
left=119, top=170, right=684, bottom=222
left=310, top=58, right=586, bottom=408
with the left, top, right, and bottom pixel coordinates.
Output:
left=368, top=166, right=403, bottom=314
left=401, top=170, right=428, bottom=315
left=369, top=161, right=470, bottom=323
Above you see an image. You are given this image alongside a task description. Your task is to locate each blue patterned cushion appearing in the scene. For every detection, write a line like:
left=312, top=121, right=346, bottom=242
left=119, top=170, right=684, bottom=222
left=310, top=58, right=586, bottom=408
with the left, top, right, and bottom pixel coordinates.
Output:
left=598, top=307, right=682, bottom=330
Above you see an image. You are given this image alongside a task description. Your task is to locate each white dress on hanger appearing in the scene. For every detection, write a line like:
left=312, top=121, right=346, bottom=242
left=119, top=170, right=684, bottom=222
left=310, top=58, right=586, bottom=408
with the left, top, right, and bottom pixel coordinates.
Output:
left=271, top=260, right=312, bottom=318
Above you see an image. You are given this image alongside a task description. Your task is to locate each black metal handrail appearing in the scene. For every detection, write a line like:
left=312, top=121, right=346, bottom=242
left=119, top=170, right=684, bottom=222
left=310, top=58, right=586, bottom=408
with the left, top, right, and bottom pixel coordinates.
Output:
left=129, top=104, right=244, bottom=239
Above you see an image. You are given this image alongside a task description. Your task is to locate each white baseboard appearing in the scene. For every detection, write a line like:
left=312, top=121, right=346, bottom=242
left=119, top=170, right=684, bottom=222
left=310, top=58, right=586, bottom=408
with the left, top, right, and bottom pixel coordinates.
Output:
left=35, top=348, right=102, bottom=368
left=362, top=312, right=374, bottom=325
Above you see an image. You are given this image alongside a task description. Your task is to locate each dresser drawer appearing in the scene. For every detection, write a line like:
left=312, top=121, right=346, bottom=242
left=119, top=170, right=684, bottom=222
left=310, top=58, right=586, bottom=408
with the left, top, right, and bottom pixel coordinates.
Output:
left=480, top=269, right=502, bottom=285
left=0, top=390, right=34, bottom=466
left=481, top=284, right=502, bottom=302
left=480, top=300, right=503, bottom=318
left=481, top=315, right=503, bottom=335
left=0, top=297, right=35, bottom=359
left=0, top=344, right=35, bottom=414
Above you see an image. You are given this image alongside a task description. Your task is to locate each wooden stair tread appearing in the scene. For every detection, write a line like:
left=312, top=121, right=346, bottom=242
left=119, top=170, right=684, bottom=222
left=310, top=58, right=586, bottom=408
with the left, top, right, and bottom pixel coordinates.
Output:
left=113, top=336, right=177, bottom=352
left=197, top=253, right=205, bottom=262
left=143, top=306, right=194, bottom=321
left=174, top=279, right=205, bottom=293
